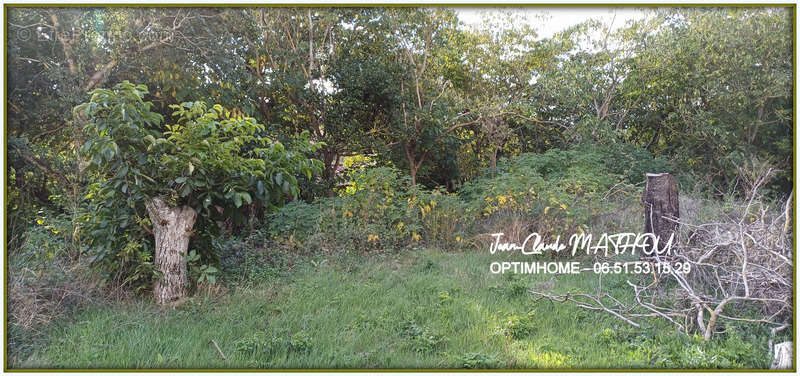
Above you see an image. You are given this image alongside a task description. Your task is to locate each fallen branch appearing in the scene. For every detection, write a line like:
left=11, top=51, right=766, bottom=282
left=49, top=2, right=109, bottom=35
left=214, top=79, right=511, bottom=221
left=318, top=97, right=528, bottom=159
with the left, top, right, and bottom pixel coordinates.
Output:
left=209, top=339, right=227, bottom=361
left=530, top=290, right=641, bottom=328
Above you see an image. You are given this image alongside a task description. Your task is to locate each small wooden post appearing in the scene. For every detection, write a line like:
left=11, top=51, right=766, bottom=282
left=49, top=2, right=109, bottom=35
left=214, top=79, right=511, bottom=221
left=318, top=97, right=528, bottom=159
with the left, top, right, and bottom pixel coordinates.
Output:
left=642, top=173, right=679, bottom=257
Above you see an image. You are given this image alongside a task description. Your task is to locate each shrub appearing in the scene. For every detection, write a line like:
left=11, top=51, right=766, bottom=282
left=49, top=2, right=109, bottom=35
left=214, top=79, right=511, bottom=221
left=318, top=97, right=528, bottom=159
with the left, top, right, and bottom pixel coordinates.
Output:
left=266, top=142, right=661, bottom=254
left=410, top=186, right=473, bottom=248
left=460, top=145, right=631, bottom=244
left=267, top=166, right=473, bottom=252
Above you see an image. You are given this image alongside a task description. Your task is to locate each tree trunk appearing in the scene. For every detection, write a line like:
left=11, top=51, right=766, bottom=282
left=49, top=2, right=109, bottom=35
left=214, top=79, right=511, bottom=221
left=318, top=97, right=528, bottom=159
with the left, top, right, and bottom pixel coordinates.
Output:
left=404, top=142, right=418, bottom=186
left=642, top=173, right=679, bottom=258
left=771, top=341, right=793, bottom=369
left=490, top=149, right=498, bottom=179
left=145, top=197, right=197, bottom=305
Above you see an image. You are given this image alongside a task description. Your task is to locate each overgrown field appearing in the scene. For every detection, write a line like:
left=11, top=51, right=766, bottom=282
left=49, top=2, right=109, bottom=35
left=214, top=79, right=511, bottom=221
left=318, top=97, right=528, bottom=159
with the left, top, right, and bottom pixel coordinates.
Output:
left=15, top=249, right=775, bottom=369
left=8, top=146, right=791, bottom=369
left=5, top=6, right=793, bottom=371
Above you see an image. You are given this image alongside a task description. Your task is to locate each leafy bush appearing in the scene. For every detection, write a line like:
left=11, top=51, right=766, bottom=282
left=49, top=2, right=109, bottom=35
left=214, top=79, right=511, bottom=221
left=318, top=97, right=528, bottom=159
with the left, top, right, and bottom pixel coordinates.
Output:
left=266, top=200, right=322, bottom=241
left=604, top=142, right=673, bottom=185
left=461, top=147, right=617, bottom=241
left=185, top=250, right=219, bottom=286
left=76, top=82, right=323, bottom=297
left=267, top=166, right=473, bottom=252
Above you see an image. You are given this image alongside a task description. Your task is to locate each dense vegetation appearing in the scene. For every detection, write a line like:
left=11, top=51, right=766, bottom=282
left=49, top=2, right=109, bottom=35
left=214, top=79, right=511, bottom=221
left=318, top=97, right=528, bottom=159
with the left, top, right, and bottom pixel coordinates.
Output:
left=6, top=6, right=793, bottom=369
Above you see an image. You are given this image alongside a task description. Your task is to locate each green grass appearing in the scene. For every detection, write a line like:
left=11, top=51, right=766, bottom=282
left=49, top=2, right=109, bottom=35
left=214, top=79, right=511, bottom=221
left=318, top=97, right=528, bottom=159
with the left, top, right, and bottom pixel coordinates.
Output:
left=17, top=249, right=772, bottom=369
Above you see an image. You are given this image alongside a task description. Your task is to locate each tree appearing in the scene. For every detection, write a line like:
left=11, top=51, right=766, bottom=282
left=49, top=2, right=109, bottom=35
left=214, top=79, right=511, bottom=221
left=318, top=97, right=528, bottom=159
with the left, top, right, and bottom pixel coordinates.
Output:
left=535, top=19, right=639, bottom=145
left=226, top=8, right=394, bottom=190
left=456, top=12, right=553, bottom=179
left=76, top=81, right=322, bottom=303
left=624, top=8, right=792, bottom=192
left=7, top=7, right=230, bottom=248
left=381, top=8, right=479, bottom=186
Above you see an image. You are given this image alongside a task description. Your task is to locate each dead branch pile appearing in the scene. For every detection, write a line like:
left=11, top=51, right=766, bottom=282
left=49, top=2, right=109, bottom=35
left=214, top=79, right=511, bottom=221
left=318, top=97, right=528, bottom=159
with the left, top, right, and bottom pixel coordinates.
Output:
left=531, top=166, right=792, bottom=345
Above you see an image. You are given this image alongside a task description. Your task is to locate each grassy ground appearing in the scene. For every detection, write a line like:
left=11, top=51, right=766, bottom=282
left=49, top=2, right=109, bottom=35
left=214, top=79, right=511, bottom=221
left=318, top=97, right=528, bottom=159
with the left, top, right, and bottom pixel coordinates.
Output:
left=18, top=248, right=772, bottom=369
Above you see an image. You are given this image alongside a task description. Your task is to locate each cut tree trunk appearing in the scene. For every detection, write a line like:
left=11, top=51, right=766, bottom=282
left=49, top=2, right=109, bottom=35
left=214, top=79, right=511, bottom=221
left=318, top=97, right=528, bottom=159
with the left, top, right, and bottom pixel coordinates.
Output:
left=642, top=173, right=679, bottom=258
left=145, top=196, right=197, bottom=305
left=771, top=341, right=793, bottom=369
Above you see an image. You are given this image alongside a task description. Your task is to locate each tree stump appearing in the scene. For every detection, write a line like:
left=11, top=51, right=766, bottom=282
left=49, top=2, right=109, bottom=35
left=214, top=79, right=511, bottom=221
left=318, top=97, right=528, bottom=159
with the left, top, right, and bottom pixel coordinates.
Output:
left=771, top=341, right=793, bottom=369
left=145, top=196, right=197, bottom=305
left=642, top=173, right=679, bottom=258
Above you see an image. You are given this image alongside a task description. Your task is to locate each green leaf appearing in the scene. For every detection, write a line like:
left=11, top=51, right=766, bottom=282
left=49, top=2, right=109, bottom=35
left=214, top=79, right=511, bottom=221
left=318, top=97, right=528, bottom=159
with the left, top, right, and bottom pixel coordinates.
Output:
left=180, top=183, right=192, bottom=197
left=102, top=146, right=114, bottom=161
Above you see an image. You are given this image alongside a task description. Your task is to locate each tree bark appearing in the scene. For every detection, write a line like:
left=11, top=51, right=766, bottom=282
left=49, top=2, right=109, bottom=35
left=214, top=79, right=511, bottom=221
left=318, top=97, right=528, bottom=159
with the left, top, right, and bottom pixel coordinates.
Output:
left=404, top=142, right=418, bottom=186
left=490, top=149, right=498, bottom=179
left=771, top=341, right=793, bottom=369
left=642, top=173, right=679, bottom=258
left=145, top=197, right=197, bottom=305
